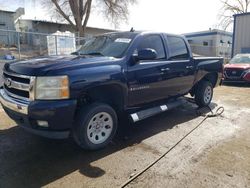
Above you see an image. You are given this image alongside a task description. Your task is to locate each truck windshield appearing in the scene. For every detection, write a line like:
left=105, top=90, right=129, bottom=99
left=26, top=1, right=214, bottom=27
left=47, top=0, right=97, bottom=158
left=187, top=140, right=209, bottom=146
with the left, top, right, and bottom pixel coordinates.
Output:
left=230, top=54, right=250, bottom=64
left=76, top=33, right=136, bottom=58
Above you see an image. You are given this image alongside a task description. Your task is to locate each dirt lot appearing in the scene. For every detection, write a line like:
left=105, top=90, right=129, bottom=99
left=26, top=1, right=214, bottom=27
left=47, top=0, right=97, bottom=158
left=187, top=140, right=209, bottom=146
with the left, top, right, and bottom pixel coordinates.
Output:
left=0, top=84, right=250, bottom=188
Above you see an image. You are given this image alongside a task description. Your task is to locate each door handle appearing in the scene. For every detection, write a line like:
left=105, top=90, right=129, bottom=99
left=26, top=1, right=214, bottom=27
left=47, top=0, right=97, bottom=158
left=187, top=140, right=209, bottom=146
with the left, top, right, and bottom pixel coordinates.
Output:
left=161, top=68, right=170, bottom=72
left=186, top=66, right=194, bottom=69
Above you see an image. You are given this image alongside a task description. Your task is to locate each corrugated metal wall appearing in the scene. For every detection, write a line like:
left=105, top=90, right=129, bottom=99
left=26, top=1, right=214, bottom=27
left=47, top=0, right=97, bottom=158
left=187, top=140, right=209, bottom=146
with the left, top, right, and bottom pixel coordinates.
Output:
left=233, top=14, right=250, bottom=56
left=186, top=35, right=217, bottom=57
left=0, top=11, right=16, bottom=45
left=186, top=34, right=232, bottom=58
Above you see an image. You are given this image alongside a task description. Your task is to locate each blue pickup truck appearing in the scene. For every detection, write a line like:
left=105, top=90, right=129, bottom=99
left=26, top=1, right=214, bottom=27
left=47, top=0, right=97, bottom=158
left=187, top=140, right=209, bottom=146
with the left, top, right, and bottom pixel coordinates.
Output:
left=0, top=31, right=223, bottom=150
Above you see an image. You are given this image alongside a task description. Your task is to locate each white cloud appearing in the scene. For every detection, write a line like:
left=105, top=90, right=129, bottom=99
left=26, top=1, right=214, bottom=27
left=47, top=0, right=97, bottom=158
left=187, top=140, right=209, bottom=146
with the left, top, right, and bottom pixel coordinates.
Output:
left=121, top=0, right=222, bottom=33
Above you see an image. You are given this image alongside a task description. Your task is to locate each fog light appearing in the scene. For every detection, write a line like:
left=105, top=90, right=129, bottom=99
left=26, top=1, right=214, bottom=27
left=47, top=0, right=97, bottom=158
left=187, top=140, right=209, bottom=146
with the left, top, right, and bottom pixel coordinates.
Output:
left=37, top=120, right=49, bottom=127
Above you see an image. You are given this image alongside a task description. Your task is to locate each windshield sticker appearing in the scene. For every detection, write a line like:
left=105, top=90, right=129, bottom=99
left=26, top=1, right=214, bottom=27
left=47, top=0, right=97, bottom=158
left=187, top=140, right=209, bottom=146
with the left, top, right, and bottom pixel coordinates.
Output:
left=115, top=38, right=132, bottom=43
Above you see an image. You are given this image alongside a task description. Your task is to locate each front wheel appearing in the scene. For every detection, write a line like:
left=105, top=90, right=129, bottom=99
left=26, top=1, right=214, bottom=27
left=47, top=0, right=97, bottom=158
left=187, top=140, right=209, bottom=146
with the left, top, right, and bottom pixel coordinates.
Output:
left=194, top=81, right=213, bottom=107
left=73, top=103, right=118, bottom=150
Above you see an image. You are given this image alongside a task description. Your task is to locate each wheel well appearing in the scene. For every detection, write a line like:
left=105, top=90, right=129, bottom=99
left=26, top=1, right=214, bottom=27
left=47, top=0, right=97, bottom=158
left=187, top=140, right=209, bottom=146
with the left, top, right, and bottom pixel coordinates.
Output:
left=203, top=72, right=218, bottom=87
left=190, top=72, right=218, bottom=96
left=78, top=84, right=125, bottom=112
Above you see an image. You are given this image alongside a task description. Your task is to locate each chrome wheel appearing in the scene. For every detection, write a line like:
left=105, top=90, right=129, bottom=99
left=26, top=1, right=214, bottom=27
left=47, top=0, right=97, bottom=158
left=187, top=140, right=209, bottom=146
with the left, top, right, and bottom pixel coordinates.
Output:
left=204, top=85, right=212, bottom=104
left=87, top=112, right=113, bottom=145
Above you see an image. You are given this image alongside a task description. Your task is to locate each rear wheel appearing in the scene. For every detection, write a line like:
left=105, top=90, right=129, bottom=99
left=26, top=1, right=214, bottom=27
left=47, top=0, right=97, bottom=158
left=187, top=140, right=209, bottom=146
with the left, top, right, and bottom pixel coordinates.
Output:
left=194, top=81, right=213, bottom=107
left=73, top=103, right=118, bottom=150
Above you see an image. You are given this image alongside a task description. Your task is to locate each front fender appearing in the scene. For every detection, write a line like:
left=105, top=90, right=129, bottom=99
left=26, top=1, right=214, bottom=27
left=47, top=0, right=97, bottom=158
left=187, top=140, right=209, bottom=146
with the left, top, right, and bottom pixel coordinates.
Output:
left=68, top=65, right=125, bottom=97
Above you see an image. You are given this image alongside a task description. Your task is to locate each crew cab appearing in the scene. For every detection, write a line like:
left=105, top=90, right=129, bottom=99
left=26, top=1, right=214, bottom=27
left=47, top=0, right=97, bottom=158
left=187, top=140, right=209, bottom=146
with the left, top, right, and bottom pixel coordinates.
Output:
left=223, top=54, right=250, bottom=83
left=0, top=31, right=223, bottom=150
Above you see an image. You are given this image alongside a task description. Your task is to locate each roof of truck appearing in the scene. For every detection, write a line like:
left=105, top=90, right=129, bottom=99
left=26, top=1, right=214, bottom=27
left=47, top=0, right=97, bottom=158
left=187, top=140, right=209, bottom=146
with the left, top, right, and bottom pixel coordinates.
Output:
left=102, top=31, right=184, bottom=38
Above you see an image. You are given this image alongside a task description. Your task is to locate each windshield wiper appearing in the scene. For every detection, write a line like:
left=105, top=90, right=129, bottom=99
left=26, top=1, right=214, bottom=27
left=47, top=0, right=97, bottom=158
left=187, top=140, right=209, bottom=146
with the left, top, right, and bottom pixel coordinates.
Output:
left=84, top=52, right=104, bottom=56
left=71, top=51, right=81, bottom=55
left=71, top=51, right=104, bottom=56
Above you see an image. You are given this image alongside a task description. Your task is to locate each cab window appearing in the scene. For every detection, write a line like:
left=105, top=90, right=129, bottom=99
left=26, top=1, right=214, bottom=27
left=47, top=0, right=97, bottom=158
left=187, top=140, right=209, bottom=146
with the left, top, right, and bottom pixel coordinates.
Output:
left=137, top=35, right=166, bottom=59
left=167, top=36, right=189, bottom=60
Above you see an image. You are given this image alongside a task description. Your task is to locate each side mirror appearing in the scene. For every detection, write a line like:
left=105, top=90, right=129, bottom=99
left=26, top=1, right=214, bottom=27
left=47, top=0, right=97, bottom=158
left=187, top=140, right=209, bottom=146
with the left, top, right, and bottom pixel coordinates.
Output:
left=135, top=48, right=157, bottom=61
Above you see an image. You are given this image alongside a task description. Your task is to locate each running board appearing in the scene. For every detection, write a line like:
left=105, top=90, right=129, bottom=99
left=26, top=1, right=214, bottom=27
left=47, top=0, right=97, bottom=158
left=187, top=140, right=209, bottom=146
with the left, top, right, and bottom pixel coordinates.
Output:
left=129, top=98, right=186, bottom=123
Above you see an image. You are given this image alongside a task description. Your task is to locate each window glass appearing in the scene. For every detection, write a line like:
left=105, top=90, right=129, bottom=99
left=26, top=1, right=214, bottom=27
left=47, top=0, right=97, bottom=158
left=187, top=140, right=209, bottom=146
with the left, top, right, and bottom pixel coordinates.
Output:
left=137, top=35, right=166, bottom=59
left=77, top=33, right=136, bottom=58
left=167, top=36, right=189, bottom=60
left=0, top=22, right=6, bottom=26
left=203, top=41, right=208, bottom=46
left=230, top=54, right=250, bottom=64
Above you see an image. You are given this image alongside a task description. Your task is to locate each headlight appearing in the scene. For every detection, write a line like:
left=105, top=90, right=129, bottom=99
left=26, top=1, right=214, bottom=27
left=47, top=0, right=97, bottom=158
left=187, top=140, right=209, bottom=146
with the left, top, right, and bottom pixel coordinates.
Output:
left=35, top=76, right=69, bottom=100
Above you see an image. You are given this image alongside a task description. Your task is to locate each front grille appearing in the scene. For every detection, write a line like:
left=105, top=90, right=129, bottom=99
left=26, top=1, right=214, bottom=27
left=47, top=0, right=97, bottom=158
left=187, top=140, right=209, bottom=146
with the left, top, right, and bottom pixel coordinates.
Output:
left=3, top=72, right=30, bottom=84
left=4, top=86, right=29, bottom=98
left=224, top=68, right=244, bottom=78
left=3, top=71, right=31, bottom=101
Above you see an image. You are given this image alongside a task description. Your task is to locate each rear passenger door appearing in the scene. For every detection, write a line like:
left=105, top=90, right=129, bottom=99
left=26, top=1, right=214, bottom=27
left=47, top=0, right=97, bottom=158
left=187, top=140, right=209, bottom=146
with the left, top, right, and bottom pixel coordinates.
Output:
left=162, top=35, right=195, bottom=95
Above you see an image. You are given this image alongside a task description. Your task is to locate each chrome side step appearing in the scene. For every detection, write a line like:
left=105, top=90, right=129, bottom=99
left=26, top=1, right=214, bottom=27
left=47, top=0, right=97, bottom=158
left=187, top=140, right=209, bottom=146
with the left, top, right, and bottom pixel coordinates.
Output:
left=129, top=98, right=186, bottom=123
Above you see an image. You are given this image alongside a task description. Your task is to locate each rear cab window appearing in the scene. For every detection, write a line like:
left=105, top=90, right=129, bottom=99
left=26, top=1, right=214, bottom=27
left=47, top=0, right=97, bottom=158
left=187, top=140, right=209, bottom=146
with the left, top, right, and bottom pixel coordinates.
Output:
left=166, top=35, right=190, bottom=60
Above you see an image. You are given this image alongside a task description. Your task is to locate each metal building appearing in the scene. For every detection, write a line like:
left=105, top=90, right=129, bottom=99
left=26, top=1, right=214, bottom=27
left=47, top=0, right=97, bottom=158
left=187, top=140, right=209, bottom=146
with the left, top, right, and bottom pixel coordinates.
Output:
left=14, top=19, right=116, bottom=48
left=16, top=19, right=116, bottom=37
left=184, top=29, right=232, bottom=60
left=232, top=13, right=250, bottom=57
left=0, top=8, right=24, bottom=45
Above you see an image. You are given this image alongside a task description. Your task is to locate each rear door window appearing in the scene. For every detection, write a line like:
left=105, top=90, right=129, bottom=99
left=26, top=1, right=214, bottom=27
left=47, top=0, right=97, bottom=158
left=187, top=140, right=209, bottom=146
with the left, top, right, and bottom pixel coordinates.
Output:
left=167, top=36, right=189, bottom=60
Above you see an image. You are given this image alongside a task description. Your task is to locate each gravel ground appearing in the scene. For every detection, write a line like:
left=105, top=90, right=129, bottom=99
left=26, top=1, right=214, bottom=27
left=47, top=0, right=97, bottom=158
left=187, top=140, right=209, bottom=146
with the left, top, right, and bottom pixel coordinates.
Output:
left=0, top=62, right=4, bottom=85
left=0, top=84, right=250, bottom=188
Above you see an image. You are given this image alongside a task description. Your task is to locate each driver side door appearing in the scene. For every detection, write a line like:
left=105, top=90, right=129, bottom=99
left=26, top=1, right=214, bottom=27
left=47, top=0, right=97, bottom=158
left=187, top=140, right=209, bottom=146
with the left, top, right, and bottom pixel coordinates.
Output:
left=127, top=34, right=169, bottom=106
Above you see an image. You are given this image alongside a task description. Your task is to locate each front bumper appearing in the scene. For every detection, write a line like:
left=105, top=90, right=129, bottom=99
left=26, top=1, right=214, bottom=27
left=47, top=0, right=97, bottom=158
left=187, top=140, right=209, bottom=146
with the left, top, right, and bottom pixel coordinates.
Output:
left=0, top=89, right=28, bottom=114
left=0, top=88, right=77, bottom=139
left=223, top=79, right=250, bottom=83
left=223, top=70, right=250, bottom=83
left=223, top=76, right=250, bottom=83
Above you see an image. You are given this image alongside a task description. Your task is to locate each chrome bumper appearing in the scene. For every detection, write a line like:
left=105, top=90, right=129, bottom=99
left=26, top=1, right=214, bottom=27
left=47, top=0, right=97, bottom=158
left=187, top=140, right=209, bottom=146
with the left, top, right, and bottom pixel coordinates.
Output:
left=0, top=89, right=29, bottom=115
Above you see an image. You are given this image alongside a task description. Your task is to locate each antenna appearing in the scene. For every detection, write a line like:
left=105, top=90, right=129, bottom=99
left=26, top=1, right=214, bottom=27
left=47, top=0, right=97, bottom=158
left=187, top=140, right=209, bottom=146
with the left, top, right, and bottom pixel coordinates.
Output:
left=130, top=27, right=135, bottom=32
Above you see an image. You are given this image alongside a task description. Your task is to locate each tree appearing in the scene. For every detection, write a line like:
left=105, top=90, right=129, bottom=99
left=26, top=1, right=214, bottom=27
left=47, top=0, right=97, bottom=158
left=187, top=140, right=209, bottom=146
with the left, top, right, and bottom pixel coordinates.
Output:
left=219, top=0, right=250, bottom=30
left=43, top=0, right=137, bottom=36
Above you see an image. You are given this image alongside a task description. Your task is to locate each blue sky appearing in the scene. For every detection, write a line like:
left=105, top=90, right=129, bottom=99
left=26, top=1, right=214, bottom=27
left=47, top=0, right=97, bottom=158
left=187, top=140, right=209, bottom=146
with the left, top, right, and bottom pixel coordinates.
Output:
left=0, top=0, right=225, bottom=33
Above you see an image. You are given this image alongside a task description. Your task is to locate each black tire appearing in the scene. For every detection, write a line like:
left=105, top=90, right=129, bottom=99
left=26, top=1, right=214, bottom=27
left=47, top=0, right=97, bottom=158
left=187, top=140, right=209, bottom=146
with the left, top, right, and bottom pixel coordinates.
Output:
left=194, top=80, right=213, bottom=107
left=73, top=103, right=118, bottom=150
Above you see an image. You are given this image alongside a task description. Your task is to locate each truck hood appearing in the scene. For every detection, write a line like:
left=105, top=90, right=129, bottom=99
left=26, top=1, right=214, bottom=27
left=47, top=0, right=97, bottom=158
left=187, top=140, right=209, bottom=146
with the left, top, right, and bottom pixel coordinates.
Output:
left=224, top=63, right=250, bottom=69
left=4, top=55, right=120, bottom=76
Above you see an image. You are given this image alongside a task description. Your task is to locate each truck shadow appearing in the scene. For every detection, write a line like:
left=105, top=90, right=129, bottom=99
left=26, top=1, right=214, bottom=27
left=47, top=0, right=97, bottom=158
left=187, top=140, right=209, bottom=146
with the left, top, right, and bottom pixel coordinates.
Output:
left=0, top=101, right=217, bottom=187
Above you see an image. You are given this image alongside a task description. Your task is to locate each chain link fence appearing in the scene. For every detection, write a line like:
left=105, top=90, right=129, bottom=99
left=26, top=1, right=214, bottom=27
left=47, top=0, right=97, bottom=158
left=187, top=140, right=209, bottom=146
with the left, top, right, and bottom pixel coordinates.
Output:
left=0, top=29, right=232, bottom=63
left=0, top=29, right=86, bottom=62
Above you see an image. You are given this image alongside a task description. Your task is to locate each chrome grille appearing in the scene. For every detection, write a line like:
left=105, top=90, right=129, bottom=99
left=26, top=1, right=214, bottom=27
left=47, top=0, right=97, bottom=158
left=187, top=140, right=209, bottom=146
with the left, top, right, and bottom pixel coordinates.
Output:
left=3, top=71, right=35, bottom=101
left=224, top=68, right=244, bottom=78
